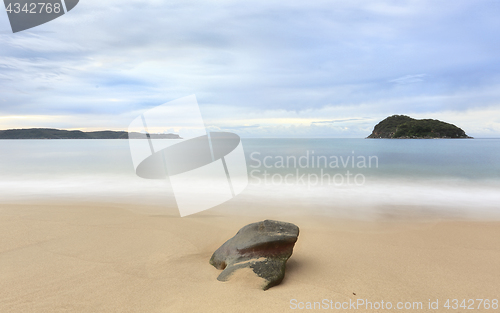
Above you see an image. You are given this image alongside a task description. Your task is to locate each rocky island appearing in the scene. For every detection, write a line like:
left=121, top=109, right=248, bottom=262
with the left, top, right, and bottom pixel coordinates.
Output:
left=0, top=128, right=181, bottom=139
left=367, top=115, right=472, bottom=139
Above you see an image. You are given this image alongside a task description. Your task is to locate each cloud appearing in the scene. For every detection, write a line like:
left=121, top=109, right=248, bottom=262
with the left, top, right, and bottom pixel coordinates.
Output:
left=311, top=118, right=370, bottom=125
left=389, top=74, right=426, bottom=85
left=0, top=0, right=499, bottom=137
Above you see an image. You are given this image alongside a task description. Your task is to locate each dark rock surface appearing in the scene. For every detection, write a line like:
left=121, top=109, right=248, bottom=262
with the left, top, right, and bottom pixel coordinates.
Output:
left=210, top=220, right=299, bottom=290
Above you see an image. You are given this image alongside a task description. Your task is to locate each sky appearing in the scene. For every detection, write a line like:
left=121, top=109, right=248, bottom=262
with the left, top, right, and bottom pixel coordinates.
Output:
left=1, top=0, right=500, bottom=138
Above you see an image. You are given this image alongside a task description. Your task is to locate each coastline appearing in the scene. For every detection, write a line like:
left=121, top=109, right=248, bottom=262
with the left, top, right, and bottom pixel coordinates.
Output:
left=1, top=201, right=499, bottom=312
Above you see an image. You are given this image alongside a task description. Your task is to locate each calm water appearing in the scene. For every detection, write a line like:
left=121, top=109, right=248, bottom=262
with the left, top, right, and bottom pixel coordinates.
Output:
left=0, top=139, right=499, bottom=218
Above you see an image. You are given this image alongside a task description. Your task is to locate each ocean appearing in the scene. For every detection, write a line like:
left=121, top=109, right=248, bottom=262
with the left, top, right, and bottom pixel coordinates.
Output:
left=1, top=138, right=499, bottom=219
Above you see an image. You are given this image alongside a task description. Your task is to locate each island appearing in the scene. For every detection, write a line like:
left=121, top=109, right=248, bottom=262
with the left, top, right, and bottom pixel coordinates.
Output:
left=367, top=115, right=472, bottom=139
left=0, top=128, right=182, bottom=139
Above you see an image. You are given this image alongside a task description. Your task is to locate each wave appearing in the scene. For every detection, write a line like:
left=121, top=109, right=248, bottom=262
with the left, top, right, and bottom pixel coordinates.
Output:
left=1, top=175, right=499, bottom=220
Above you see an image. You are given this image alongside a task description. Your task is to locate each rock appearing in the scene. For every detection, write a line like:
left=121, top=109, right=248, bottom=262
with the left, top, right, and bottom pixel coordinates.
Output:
left=209, top=220, right=299, bottom=290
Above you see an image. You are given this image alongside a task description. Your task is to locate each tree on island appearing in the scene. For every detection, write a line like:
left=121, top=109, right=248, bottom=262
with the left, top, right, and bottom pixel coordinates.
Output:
left=367, top=115, right=472, bottom=139
left=0, top=128, right=182, bottom=139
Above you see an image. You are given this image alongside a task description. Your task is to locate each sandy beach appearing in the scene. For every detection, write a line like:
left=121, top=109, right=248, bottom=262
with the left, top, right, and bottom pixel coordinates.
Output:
left=0, top=202, right=498, bottom=312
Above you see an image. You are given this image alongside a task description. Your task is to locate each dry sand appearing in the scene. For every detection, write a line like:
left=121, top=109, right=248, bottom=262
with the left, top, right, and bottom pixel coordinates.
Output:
left=1, top=202, right=499, bottom=312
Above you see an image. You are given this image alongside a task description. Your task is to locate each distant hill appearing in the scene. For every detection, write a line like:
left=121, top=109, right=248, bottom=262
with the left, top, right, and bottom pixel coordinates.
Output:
left=367, top=115, right=472, bottom=139
left=0, top=128, right=182, bottom=139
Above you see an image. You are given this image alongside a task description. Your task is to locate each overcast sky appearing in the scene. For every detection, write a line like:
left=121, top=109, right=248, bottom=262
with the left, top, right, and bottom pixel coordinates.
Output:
left=1, top=0, right=500, bottom=137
